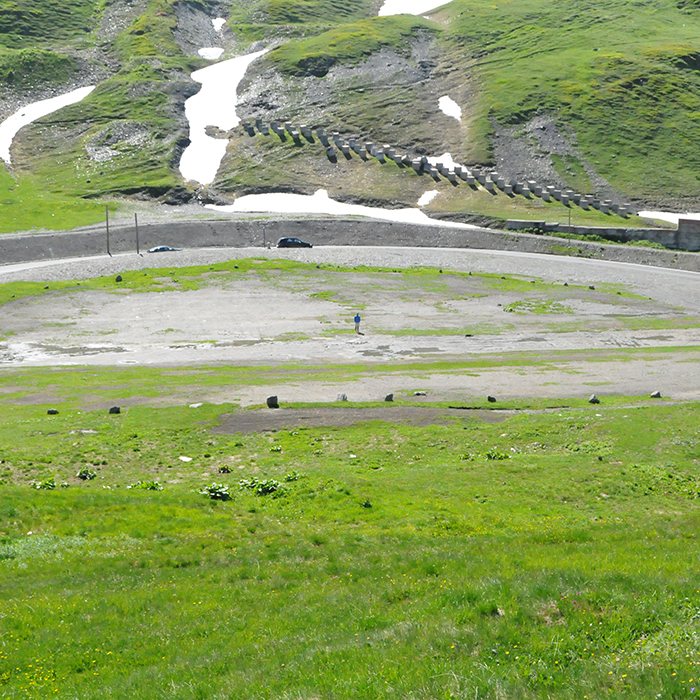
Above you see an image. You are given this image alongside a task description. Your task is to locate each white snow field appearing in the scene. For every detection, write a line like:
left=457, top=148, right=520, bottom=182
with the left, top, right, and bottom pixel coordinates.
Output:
left=427, top=152, right=462, bottom=169
left=417, top=190, right=439, bottom=207
left=206, top=189, right=478, bottom=228
left=179, top=49, right=267, bottom=185
left=638, top=211, right=700, bottom=225
left=378, top=0, right=452, bottom=16
left=438, top=96, right=462, bottom=121
left=0, top=86, right=95, bottom=164
left=198, top=48, right=224, bottom=60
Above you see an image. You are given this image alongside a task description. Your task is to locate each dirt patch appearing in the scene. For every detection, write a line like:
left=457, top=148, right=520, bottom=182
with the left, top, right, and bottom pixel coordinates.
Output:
left=8, top=392, right=66, bottom=405
left=213, top=405, right=508, bottom=433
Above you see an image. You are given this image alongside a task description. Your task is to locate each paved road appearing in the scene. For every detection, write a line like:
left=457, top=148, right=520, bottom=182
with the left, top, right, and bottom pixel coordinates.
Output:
left=1, top=215, right=699, bottom=271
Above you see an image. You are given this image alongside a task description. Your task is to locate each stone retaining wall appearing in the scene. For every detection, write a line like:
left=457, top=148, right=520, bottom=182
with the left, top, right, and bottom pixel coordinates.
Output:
left=1, top=217, right=699, bottom=272
left=505, top=219, right=700, bottom=251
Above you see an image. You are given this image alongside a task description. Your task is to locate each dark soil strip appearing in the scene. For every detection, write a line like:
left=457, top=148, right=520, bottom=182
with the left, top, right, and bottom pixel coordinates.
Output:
left=213, top=406, right=508, bottom=434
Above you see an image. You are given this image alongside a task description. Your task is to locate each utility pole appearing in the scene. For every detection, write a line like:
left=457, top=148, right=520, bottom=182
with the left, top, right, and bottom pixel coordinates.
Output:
left=135, top=213, right=140, bottom=254
left=105, top=204, right=111, bottom=256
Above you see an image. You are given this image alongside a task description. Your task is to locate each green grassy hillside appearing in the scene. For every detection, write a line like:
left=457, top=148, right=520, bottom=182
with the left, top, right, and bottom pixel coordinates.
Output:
left=442, top=0, right=700, bottom=203
left=228, top=0, right=381, bottom=45
left=3, top=0, right=700, bottom=232
left=0, top=48, right=76, bottom=85
left=0, top=0, right=98, bottom=47
left=1, top=0, right=200, bottom=225
left=267, top=15, right=439, bottom=76
left=215, top=0, right=700, bottom=221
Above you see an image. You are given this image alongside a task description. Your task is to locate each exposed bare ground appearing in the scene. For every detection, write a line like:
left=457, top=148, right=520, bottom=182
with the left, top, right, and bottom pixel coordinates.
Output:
left=1, top=246, right=698, bottom=407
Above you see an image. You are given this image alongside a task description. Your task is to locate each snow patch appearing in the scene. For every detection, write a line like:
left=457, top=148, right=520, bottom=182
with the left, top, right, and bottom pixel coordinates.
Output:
left=438, top=95, right=462, bottom=122
left=638, top=210, right=700, bottom=226
left=198, top=47, right=224, bottom=60
left=0, top=86, right=95, bottom=165
left=378, top=0, right=452, bottom=16
left=206, top=189, right=478, bottom=229
left=179, top=49, right=267, bottom=186
left=417, top=190, right=439, bottom=207
left=427, top=152, right=461, bottom=170
left=212, top=17, right=226, bottom=32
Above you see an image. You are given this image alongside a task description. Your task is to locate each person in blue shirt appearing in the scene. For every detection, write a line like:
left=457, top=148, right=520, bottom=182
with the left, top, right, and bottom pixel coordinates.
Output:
left=354, top=313, right=364, bottom=335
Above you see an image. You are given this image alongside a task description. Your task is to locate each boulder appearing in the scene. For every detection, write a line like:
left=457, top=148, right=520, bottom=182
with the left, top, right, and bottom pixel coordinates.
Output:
left=47, top=408, right=59, bottom=415
left=487, top=396, right=497, bottom=403
left=413, top=391, right=427, bottom=396
left=384, top=393, right=394, bottom=402
left=266, top=396, right=279, bottom=409
left=650, top=390, right=662, bottom=398
left=337, top=393, right=348, bottom=402
left=115, top=275, right=122, bottom=282
left=588, top=395, right=600, bottom=404
left=109, top=406, right=121, bottom=414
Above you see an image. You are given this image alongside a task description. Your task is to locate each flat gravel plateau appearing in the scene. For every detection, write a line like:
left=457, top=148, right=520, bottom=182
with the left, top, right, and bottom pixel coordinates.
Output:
left=1, top=246, right=698, bottom=406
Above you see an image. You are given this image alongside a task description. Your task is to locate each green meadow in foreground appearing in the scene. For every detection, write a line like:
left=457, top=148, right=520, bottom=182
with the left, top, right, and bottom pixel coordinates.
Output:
left=0, top=396, right=699, bottom=699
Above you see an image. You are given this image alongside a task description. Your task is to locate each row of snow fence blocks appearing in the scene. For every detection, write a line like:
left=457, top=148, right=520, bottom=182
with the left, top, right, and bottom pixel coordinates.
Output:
left=486, top=178, right=632, bottom=217
left=241, top=120, right=633, bottom=217
left=245, top=119, right=446, bottom=167
left=409, top=157, right=492, bottom=186
left=244, top=119, right=392, bottom=162
left=483, top=177, right=633, bottom=218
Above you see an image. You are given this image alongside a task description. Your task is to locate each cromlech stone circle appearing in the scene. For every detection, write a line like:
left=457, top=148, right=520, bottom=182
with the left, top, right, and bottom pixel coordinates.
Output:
left=241, top=119, right=634, bottom=219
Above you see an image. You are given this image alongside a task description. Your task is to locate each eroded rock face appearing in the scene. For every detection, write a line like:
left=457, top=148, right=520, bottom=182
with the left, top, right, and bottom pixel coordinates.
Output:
left=491, top=114, right=621, bottom=200
left=173, top=3, right=223, bottom=58
left=213, top=33, right=473, bottom=204
left=236, top=34, right=440, bottom=140
left=97, top=0, right=148, bottom=41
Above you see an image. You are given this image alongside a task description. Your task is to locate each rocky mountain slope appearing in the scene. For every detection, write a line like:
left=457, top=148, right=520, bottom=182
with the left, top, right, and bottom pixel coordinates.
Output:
left=2, top=0, right=700, bottom=232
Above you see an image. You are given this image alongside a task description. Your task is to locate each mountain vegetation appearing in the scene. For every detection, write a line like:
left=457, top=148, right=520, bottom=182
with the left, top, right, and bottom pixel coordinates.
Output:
left=1, top=0, right=700, bottom=231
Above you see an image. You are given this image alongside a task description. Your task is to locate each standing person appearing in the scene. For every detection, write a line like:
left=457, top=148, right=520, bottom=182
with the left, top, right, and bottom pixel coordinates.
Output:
left=354, top=313, right=364, bottom=335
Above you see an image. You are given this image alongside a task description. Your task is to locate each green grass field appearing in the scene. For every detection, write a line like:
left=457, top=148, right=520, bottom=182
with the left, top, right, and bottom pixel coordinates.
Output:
left=1, top=254, right=699, bottom=697
left=0, top=393, right=699, bottom=698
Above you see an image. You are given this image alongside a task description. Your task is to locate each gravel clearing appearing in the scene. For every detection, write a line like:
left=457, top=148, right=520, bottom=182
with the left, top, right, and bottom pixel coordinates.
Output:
left=2, top=245, right=699, bottom=310
left=2, top=245, right=698, bottom=405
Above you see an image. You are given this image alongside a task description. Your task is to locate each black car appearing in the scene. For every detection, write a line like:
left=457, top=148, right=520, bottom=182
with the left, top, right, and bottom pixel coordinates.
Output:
left=276, top=237, right=313, bottom=248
